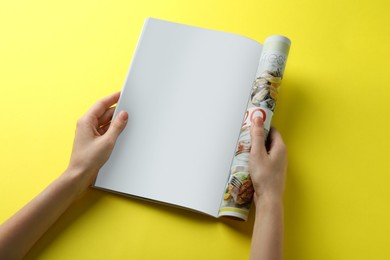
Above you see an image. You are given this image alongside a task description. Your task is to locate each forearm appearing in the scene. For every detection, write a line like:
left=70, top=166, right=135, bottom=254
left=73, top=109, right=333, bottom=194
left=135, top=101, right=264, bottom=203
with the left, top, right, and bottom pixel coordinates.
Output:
left=0, top=167, right=93, bottom=259
left=250, top=197, right=284, bottom=260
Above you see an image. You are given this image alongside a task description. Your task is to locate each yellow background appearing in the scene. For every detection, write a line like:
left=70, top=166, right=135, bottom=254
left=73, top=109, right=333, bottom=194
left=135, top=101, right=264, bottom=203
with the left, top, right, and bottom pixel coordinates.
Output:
left=1, top=0, right=389, bottom=259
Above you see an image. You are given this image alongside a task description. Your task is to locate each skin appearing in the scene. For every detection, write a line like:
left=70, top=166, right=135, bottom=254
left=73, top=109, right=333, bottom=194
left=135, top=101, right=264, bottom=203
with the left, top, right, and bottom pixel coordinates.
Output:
left=0, top=92, right=128, bottom=260
left=0, top=94, right=287, bottom=260
left=249, top=117, right=287, bottom=260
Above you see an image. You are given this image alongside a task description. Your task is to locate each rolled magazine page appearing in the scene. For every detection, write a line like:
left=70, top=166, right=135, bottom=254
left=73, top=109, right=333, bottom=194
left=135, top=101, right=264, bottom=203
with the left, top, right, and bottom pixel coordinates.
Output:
left=218, top=35, right=291, bottom=220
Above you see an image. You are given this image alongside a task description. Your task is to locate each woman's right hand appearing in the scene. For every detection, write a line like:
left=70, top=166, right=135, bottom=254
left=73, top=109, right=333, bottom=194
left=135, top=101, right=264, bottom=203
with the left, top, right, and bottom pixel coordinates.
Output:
left=249, top=117, right=287, bottom=206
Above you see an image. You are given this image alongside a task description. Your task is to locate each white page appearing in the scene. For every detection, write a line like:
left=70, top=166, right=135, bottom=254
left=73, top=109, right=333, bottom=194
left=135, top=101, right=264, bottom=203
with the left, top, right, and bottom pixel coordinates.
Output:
left=95, top=18, right=262, bottom=217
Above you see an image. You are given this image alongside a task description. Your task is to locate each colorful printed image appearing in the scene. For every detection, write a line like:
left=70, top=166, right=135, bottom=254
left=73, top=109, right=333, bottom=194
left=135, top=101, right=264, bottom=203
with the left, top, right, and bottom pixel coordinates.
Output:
left=219, top=69, right=284, bottom=219
left=223, top=171, right=254, bottom=206
left=219, top=36, right=290, bottom=220
left=235, top=139, right=251, bottom=156
left=251, top=70, right=282, bottom=111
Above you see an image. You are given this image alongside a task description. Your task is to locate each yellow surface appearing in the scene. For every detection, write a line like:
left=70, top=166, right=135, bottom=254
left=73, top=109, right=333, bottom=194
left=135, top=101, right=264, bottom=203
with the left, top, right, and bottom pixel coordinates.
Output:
left=1, top=0, right=389, bottom=259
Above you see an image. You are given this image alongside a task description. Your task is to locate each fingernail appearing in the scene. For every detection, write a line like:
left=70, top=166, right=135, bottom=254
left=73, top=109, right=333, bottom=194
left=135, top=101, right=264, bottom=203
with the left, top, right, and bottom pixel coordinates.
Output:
left=118, top=111, right=128, bottom=121
left=254, top=116, right=263, bottom=127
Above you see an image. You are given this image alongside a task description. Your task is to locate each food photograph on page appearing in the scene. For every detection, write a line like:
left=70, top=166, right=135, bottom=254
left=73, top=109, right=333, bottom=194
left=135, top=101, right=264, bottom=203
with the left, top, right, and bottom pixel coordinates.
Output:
left=218, top=36, right=290, bottom=219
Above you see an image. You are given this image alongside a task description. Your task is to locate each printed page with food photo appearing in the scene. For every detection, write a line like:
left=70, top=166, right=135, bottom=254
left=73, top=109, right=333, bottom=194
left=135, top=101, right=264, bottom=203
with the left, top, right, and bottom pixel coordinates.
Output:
left=218, top=35, right=290, bottom=220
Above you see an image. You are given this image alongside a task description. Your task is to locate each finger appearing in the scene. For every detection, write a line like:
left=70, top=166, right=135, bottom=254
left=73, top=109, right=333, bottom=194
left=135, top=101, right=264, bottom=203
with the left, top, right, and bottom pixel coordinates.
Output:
left=250, top=116, right=267, bottom=158
left=267, top=127, right=287, bottom=157
left=104, top=111, right=128, bottom=143
left=98, top=106, right=116, bottom=127
left=98, top=122, right=111, bottom=135
left=87, top=92, right=121, bottom=118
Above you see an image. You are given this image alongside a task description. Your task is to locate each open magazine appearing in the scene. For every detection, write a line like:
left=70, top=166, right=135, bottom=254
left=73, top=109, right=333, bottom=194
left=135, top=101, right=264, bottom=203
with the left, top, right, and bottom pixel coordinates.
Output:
left=94, top=18, right=290, bottom=220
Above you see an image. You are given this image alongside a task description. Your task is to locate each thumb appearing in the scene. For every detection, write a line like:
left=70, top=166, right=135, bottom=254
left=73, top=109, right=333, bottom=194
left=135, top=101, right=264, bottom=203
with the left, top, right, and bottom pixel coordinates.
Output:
left=250, top=116, right=267, bottom=158
left=105, top=111, right=128, bottom=142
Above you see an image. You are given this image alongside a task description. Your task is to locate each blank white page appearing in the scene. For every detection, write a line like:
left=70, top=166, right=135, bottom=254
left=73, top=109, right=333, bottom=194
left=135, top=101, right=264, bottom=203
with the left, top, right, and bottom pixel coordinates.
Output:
left=95, top=18, right=262, bottom=217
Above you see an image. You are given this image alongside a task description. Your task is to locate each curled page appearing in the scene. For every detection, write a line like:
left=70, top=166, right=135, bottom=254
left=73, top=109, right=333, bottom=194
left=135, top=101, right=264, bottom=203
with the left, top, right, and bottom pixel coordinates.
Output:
left=218, top=35, right=291, bottom=220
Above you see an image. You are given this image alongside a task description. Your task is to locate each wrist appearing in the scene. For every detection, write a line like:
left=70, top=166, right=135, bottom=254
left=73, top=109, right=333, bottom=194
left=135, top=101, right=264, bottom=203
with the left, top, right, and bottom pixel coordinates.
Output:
left=62, top=166, right=97, bottom=196
left=254, top=193, right=283, bottom=212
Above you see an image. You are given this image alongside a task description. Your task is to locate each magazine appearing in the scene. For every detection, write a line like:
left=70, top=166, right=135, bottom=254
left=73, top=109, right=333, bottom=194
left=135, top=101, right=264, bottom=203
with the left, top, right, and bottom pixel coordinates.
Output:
left=94, top=18, right=290, bottom=220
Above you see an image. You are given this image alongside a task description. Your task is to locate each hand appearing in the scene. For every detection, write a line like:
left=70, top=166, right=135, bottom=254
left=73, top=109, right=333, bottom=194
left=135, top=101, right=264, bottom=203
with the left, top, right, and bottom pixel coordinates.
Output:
left=0, top=92, right=129, bottom=259
left=249, top=117, right=287, bottom=205
left=68, top=92, right=128, bottom=187
left=249, top=117, right=286, bottom=260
